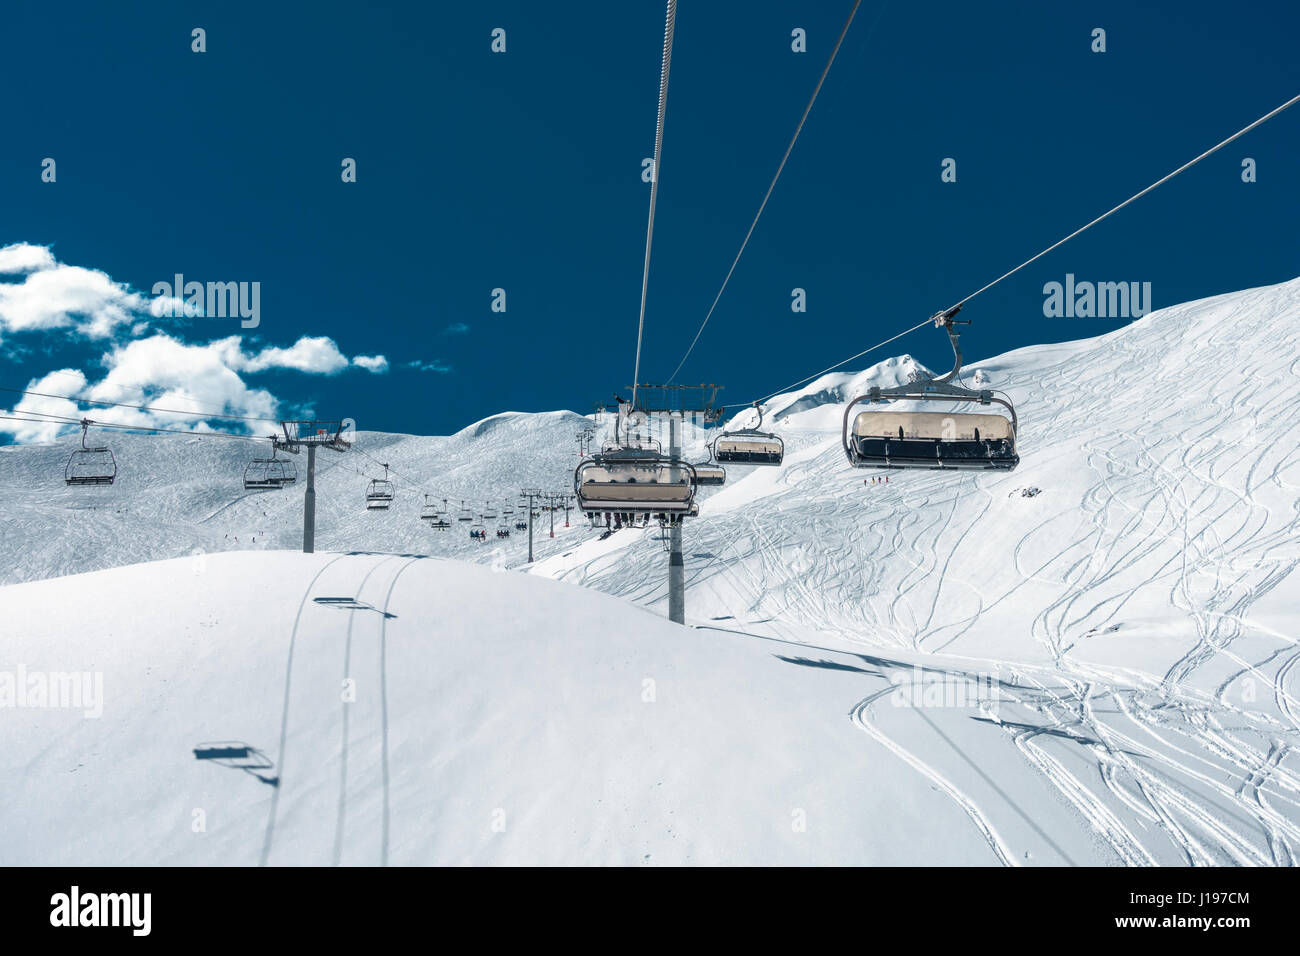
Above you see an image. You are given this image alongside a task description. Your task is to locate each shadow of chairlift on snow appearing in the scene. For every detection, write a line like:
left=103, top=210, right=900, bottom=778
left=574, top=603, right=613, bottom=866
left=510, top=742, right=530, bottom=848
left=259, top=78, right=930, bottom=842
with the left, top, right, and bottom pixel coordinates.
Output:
left=192, top=742, right=279, bottom=787
left=312, top=596, right=397, bottom=618
left=774, top=655, right=881, bottom=676
left=343, top=551, right=427, bottom=559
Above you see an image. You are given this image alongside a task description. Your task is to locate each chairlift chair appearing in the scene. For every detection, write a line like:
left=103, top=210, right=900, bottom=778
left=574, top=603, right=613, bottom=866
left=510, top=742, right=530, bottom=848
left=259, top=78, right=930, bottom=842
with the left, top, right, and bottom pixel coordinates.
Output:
left=273, top=461, right=297, bottom=486
left=244, top=462, right=282, bottom=490
left=64, top=420, right=117, bottom=486
left=458, top=499, right=474, bottom=522
left=842, top=308, right=1020, bottom=472
left=366, top=464, right=395, bottom=509
left=269, top=444, right=297, bottom=486
left=420, top=494, right=439, bottom=521
left=712, top=403, right=784, bottom=466
left=245, top=438, right=300, bottom=490
left=574, top=447, right=697, bottom=520
left=691, top=462, right=727, bottom=486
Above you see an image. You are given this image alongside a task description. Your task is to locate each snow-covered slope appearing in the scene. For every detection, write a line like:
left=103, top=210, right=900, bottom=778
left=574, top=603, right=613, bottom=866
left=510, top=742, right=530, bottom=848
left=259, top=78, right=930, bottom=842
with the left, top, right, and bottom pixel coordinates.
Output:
left=3, top=276, right=1300, bottom=865
left=0, top=410, right=595, bottom=584
left=746, top=354, right=931, bottom=428
left=532, top=277, right=1300, bottom=865
left=1, top=551, right=1025, bottom=866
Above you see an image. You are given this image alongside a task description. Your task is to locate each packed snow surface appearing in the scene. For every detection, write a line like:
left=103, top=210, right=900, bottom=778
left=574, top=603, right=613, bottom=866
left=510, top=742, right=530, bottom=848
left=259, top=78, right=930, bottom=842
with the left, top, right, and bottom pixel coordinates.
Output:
left=3, top=277, right=1300, bottom=864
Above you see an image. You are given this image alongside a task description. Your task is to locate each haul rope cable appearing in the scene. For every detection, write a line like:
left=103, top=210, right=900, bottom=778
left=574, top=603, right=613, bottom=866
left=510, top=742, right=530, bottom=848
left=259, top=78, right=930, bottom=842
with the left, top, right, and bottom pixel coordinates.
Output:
left=16, top=93, right=1297, bottom=440
left=4, top=392, right=483, bottom=508
left=350, top=445, right=501, bottom=516
left=0, top=383, right=281, bottom=424
left=630, top=0, right=677, bottom=409
left=0, top=411, right=273, bottom=441
left=717, top=90, right=1300, bottom=410
left=666, top=0, right=866, bottom=385
left=18, top=368, right=287, bottom=423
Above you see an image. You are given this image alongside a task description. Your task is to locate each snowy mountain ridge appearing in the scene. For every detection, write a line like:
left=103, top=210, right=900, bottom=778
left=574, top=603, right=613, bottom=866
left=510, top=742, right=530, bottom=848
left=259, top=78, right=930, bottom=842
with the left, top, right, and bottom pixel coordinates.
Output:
left=3, top=276, right=1300, bottom=865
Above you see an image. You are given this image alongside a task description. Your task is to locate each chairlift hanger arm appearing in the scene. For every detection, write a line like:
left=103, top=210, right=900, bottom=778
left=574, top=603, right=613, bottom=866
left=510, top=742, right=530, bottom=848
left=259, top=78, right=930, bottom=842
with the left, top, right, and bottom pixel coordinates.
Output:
left=927, top=305, right=968, bottom=385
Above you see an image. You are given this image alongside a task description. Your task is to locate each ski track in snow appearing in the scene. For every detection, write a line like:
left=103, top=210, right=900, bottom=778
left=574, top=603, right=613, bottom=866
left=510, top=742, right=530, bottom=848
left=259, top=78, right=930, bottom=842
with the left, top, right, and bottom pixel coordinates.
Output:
left=4, top=280, right=1300, bottom=865
left=258, top=552, right=423, bottom=867
left=540, top=280, right=1300, bottom=866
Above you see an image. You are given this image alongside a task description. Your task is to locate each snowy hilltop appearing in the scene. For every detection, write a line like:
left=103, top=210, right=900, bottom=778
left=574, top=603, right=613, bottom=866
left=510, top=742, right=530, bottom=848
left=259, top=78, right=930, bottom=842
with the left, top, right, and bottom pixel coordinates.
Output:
left=2, top=276, right=1300, bottom=865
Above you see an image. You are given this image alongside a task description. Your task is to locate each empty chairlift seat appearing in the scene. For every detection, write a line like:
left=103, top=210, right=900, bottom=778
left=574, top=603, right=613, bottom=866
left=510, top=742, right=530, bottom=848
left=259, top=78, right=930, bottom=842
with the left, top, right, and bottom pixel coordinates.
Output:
left=691, top=463, right=727, bottom=486
left=65, top=448, right=117, bottom=485
left=64, top=420, right=117, bottom=486
left=574, top=452, right=697, bottom=516
left=713, top=435, right=783, bottom=466
left=848, top=410, right=1019, bottom=471
left=366, top=481, right=395, bottom=508
left=842, top=307, right=1022, bottom=473
left=366, top=464, right=395, bottom=509
left=244, top=443, right=296, bottom=490
left=711, top=402, right=784, bottom=466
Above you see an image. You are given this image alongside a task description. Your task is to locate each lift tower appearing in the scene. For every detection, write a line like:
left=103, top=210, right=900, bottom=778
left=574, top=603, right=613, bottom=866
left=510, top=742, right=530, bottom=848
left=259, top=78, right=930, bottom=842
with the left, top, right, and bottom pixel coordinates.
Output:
left=628, top=385, right=721, bottom=625
left=274, top=420, right=352, bottom=553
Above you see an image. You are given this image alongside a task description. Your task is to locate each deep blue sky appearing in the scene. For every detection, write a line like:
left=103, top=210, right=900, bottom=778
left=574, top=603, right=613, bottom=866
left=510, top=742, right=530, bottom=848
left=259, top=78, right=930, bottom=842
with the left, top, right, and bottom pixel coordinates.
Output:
left=2, top=0, right=1297, bottom=436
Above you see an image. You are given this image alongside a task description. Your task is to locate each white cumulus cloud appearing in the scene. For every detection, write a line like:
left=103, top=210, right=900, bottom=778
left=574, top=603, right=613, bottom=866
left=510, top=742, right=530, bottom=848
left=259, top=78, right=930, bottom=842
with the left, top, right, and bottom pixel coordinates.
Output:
left=229, top=336, right=352, bottom=375
left=0, top=244, right=392, bottom=443
left=0, top=243, right=57, bottom=274
left=0, top=369, right=88, bottom=442
left=0, top=243, right=151, bottom=339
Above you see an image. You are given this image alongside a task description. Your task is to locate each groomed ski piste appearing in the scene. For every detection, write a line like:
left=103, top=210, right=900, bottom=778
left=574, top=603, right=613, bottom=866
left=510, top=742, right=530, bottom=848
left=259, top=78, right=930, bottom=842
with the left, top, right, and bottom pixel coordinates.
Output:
left=3, top=277, right=1300, bottom=865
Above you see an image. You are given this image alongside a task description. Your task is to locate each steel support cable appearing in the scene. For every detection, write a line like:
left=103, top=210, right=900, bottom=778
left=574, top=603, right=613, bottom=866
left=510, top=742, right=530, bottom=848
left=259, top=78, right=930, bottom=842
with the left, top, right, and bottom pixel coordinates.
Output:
left=718, top=317, right=932, bottom=409
left=631, top=0, right=678, bottom=409
left=727, top=90, right=1300, bottom=410
left=0, top=410, right=270, bottom=441
left=0, top=383, right=280, bottom=424
left=667, top=0, right=864, bottom=385
left=19, top=368, right=285, bottom=423
left=939, top=90, right=1300, bottom=315
left=350, top=444, right=481, bottom=512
